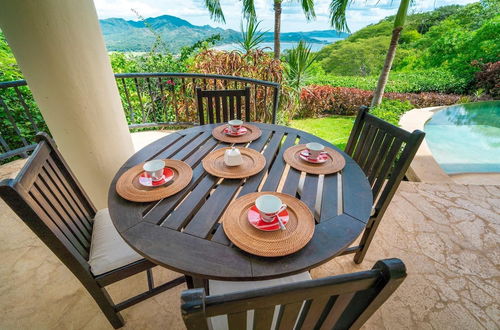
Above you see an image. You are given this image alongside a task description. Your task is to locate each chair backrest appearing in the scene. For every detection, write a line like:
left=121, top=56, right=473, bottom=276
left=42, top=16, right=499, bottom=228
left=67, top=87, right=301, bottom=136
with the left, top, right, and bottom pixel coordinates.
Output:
left=196, top=87, right=251, bottom=125
left=181, top=258, right=406, bottom=330
left=345, top=106, right=424, bottom=219
left=0, top=133, right=96, bottom=268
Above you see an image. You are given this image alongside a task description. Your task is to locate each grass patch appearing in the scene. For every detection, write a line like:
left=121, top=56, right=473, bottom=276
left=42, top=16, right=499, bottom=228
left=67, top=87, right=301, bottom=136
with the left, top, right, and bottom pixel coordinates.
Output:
left=290, top=115, right=355, bottom=150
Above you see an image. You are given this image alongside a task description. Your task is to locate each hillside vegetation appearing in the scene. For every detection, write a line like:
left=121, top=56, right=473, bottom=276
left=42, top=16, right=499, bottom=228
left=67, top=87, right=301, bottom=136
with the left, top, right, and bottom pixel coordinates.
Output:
left=314, top=0, right=500, bottom=94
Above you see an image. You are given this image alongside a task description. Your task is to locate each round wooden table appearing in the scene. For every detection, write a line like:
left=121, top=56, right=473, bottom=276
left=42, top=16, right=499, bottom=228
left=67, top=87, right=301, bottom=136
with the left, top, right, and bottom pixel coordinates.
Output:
left=108, top=123, right=372, bottom=281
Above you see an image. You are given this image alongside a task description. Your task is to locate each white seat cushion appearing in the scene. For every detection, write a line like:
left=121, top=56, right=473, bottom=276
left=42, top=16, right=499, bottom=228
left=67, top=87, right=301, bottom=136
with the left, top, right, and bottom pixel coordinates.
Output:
left=208, top=272, right=312, bottom=330
left=88, top=208, right=143, bottom=276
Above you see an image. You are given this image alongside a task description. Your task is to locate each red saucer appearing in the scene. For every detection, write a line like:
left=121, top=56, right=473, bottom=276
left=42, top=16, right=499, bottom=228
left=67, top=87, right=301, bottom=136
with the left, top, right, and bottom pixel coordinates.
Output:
left=247, top=205, right=289, bottom=231
left=299, top=150, right=329, bottom=164
left=224, top=126, right=248, bottom=136
left=138, top=167, right=174, bottom=187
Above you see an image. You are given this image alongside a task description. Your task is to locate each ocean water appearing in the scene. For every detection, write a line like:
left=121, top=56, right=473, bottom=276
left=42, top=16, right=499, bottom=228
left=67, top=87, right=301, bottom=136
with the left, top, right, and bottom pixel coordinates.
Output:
left=424, top=101, right=500, bottom=174
left=212, top=38, right=343, bottom=52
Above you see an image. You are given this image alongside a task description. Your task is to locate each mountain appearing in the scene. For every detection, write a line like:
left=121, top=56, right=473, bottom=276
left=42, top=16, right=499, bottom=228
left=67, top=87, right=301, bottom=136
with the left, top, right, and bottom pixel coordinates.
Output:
left=99, top=15, right=349, bottom=53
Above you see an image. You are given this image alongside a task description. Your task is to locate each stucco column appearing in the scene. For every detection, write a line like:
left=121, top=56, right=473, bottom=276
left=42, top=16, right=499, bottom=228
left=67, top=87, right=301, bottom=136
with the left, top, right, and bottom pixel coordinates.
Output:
left=0, top=0, right=134, bottom=209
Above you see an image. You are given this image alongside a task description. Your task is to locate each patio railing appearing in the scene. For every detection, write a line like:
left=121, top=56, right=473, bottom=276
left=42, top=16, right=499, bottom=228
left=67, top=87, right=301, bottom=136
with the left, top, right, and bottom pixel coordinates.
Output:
left=0, top=73, right=280, bottom=162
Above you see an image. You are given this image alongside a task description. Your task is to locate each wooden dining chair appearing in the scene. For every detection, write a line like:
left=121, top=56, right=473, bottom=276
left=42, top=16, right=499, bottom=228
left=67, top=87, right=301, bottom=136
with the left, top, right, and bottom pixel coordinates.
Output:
left=344, top=106, right=425, bottom=264
left=0, top=133, right=185, bottom=329
left=181, top=258, right=406, bottom=330
left=196, top=87, right=251, bottom=125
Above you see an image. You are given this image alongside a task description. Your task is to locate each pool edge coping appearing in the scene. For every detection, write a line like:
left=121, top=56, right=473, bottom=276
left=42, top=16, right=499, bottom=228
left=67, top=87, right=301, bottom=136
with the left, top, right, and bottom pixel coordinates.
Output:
left=399, top=106, right=454, bottom=184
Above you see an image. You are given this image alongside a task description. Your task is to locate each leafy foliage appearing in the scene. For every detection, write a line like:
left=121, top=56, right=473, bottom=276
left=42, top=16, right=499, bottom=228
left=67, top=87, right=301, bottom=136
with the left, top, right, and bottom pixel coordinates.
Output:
left=316, top=1, right=500, bottom=96
left=298, top=85, right=462, bottom=118
left=371, top=99, right=414, bottom=125
left=238, top=19, right=266, bottom=53
left=283, top=41, right=318, bottom=89
left=192, top=49, right=295, bottom=123
left=307, top=70, right=469, bottom=94
left=474, top=61, right=500, bottom=98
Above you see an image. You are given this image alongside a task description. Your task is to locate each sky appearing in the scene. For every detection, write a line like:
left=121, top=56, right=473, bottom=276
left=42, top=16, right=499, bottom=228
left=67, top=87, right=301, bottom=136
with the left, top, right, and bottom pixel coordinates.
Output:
left=94, top=0, right=478, bottom=32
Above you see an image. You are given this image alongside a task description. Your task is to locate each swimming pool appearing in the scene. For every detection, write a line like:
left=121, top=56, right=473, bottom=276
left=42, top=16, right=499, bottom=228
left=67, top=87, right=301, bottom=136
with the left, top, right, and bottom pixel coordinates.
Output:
left=424, top=101, right=500, bottom=174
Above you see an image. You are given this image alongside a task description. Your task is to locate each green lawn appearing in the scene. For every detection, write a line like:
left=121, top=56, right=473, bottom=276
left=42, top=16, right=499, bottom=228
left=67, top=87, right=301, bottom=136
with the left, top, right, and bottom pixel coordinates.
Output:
left=290, top=115, right=355, bottom=150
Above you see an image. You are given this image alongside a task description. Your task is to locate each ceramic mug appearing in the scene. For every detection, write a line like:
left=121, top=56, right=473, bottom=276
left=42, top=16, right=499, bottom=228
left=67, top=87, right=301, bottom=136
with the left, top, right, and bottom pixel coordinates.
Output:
left=228, top=119, right=243, bottom=133
left=255, top=194, right=287, bottom=222
left=143, top=159, right=165, bottom=181
left=306, top=142, right=325, bottom=160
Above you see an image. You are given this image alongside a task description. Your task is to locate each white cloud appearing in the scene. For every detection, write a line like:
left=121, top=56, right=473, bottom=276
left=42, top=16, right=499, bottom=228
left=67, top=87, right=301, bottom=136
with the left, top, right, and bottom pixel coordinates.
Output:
left=93, top=0, right=479, bottom=32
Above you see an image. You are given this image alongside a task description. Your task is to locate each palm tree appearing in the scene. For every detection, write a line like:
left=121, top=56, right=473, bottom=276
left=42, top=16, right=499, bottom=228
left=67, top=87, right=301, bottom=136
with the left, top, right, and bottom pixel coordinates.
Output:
left=203, top=0, right=316, bottom=60
left=329, top=0, right=411, bottom=107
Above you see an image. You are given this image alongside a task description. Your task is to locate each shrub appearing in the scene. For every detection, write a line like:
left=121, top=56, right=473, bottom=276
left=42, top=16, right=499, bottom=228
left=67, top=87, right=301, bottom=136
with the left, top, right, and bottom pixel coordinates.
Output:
left=192, top=49, right=296, bottom=123
left=306, top=69, right=469, bottom=94
left=474, top=61, right=500, bottom=99
left=371, top=99, right=414, bottom=126
left=298, top=85, right=462, bottom=118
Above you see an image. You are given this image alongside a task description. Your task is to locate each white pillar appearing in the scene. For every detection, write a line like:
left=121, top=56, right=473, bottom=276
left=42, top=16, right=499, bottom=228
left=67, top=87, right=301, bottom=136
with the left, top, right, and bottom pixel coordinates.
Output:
left=0, top=0, right=134, bottom=209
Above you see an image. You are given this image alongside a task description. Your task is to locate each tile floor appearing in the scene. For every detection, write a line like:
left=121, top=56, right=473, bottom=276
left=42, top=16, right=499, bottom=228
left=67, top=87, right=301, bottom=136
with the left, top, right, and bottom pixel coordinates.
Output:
left=1, top=181, right=498, bottom=329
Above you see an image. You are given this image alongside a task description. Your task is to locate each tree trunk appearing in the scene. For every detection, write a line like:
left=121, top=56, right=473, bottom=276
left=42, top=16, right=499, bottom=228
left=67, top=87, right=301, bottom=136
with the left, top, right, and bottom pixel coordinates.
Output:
left=273, top=0, right=282, bottom=60
left=370, top=26, right=403, bottom=107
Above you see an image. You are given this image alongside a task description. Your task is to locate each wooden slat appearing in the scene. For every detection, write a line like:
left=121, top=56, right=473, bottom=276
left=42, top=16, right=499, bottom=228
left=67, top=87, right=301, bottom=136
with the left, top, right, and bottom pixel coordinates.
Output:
left=261, top=133, right=297, bottom=192
left=39, top=166, right=91, bottom=240
left=371, top=138, right=403, bottom=199
left=208, top=96, right=214, bottom=124
left=42, top=161, right=91, bottom=231
left=320, top=174, right=339, bottom=222
left=352, top=122, right=370, bottom=163
left=228, top=311, right=246, bottom=329
left=236, top=94, right=242, bottom=120
left=357, top=124, right=377, bottom=171
left=277, top=302, right=303, bottom=330
left=153, top=132, right=201, bottom=160
left=300, top=296, right=331, bottom=329
left=300, top=174, right=319, bottom=215
left=281, top=167, right=301, bottom=196
left=221, top=94, right=229, bottom=122
left=363, top=129, right=386, bottom=178
left=30, top=183, right=88, bottom=258
left=319, top=293, right=355, bottom=330
left=34, top=175, right=90, bottom=248
left=214, top=95, right=221, bottom=123
left=45, top=157, right=93, bottom=226
left=341, top=163, right=373, bottom=224
left=253, top=307, right=275, bottom=329
left=367, top=134, right=394, bottom=186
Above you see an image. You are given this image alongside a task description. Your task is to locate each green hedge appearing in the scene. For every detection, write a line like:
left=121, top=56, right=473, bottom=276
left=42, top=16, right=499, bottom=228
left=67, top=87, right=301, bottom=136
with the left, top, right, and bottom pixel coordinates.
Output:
left=306, top=69, right=469, bottom=94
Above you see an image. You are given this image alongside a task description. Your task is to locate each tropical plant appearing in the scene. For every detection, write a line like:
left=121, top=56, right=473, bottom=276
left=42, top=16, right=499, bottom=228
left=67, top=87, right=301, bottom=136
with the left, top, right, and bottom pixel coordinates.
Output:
left=202, top=0, right=316, bottom=59
left=283, top=41, right=318, bottom=89
left=329, top=0, right=411, bottom=107
left=238, top=19, right=266, bottom=53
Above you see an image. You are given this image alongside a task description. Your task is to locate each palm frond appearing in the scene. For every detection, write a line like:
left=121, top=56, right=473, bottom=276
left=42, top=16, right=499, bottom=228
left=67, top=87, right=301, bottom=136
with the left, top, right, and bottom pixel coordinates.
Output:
left=204, top=0, right=226, bottom=23
left=329, top=0, right=352, bottom=32
left=238, top=19, right=266, bottom=53
left=241, top=0, right=257, bottom=20
left=283, top=40, right=319, bottom=89
left=299, top=0, right=316, bottom=21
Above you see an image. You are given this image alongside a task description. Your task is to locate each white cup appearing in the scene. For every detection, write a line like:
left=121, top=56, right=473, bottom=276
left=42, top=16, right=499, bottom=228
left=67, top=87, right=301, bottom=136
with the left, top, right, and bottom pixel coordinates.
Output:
left=228, top=119, right=243, bottom=132
left=255, top=195, right=287, bottom=222
left=306, top=142, right=325, bottom=160
left=143, top=159, right=165, bottom=181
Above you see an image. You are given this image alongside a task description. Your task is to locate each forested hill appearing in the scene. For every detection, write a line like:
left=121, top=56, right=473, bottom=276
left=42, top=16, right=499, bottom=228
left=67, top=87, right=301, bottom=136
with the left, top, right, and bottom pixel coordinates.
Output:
left=99, top=15, right=348, bottom=53
left=315, top=0, right=499, bottom=90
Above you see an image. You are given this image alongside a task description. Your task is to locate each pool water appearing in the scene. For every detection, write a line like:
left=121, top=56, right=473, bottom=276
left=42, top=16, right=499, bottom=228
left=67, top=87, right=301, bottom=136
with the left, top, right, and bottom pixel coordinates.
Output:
left=424, top=101, right=500, bottom=174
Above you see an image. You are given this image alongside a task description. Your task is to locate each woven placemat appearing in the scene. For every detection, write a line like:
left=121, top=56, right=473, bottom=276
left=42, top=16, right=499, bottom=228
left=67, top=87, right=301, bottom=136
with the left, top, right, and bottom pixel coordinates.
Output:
left=212, top=123, right=262, bottom=143
left=202, top=147, right=266, bottom=179
left=116, top=160, right=192, bottom=202
left=283, top=144, right=346, bottom=175
left=222, top=192, right=315, bottom=257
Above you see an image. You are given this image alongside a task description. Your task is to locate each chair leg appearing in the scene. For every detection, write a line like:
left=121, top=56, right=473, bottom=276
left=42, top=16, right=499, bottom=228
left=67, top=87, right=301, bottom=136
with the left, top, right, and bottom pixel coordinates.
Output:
left=353, top=218, right=380, bottom=264
left=87, top=283, right=125, bottom=328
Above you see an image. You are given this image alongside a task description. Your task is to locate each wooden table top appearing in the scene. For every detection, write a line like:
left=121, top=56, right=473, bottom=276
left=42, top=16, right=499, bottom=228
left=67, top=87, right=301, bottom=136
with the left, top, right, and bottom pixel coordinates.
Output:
left=108, top=123, right=373, bottom=281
